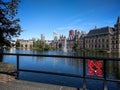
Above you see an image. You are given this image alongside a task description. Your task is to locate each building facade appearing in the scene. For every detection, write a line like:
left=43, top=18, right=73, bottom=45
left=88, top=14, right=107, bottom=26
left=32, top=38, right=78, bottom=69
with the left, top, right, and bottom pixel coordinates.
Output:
left=52, top=17, right=120, bottom=53
left=85, top=27, right=113, bottom=52
left=85, top=17, right=120, bottom=53
left=16, top=39, right=34, bottom=49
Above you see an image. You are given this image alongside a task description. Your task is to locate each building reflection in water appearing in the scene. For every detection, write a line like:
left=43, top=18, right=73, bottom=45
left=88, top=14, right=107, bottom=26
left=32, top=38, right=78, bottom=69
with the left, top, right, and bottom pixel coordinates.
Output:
left=107, top=60, right=120, bottom=80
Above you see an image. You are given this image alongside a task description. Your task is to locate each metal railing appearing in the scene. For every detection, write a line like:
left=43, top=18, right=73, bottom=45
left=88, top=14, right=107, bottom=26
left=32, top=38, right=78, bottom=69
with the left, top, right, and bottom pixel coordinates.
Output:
left=1, top=53, right=120, bottom=90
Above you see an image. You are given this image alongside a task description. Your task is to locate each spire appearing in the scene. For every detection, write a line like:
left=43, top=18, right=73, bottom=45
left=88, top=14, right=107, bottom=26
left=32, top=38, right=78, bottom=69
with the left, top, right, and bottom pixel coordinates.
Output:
left=94, top=25, right=97, bottom=29
left=116, top=16, right=120, bottom=24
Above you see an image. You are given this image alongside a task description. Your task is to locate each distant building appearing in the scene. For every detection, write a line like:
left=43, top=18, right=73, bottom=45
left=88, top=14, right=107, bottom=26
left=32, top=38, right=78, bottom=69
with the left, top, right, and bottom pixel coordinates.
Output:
left=16, top=39, right=34, bottom=49
left=45, top=40, right=52, bottom=45
left=41, top=34, right=45, bottom=41
left=69, top=30, right=75, bottom=40
left=74, top=30, right=81, bottom=41
left=53, top=32, right=58, bottom=41
left=52, top=17, right=120, bottom=53
left=56, top=30, right=81, bottom=51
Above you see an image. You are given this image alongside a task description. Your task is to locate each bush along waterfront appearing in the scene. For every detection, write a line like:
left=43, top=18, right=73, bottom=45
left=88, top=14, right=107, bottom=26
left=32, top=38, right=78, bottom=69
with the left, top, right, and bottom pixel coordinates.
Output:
left=33, top=39, right=55, bottom=51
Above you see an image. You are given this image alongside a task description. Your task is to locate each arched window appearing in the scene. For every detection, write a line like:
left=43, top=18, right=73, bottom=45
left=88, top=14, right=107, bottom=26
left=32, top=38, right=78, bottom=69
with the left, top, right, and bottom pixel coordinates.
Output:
left=21, top=44, right=23, bottom=47
left=25, top=44, right=27, bottom=48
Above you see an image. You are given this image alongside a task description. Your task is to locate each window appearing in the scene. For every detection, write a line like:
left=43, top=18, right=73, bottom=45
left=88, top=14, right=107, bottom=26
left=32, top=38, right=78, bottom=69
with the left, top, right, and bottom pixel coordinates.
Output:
left=102, top=45, right=104, bottom=48
left=102, top=39, right=104, bottom=42
left=116, top=40, right=118, bottom=44
left=106, top=44, right=109, bottom=48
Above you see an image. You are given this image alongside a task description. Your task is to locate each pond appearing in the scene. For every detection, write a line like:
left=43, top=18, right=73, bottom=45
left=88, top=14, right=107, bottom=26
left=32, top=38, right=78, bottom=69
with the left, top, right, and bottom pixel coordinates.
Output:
left=2, top=49, right=120, bottom=90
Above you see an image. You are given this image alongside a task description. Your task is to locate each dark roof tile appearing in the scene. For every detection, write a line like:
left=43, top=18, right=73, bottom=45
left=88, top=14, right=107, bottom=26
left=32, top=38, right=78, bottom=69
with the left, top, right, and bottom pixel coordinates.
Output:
left=86, top=26, right=114, bottom=37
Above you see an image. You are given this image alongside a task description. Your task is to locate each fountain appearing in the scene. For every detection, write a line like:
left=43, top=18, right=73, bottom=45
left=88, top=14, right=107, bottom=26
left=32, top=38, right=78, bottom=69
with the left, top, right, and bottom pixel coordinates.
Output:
left=63, top=38, right=67, bottom=52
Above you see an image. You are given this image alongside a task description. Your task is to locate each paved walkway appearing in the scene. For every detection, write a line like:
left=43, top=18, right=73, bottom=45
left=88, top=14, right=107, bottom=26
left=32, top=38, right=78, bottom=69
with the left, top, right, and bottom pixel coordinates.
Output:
left=0, top=80, right=82, bottom=90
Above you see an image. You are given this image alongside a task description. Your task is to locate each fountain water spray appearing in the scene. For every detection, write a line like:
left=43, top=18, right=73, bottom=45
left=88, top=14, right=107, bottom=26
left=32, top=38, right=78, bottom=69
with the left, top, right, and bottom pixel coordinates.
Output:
left=63, top=38, right=67, bottom=52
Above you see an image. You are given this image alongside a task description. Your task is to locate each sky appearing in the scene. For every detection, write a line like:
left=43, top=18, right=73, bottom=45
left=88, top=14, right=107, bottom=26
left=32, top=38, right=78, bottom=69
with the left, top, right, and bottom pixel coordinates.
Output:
left=16, top=0, right=120, bottom=40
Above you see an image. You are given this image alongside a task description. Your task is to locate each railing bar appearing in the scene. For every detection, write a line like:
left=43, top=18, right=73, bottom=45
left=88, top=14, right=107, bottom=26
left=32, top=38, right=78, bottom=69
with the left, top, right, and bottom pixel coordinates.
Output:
left=85, top=77, right=120, bottom=82
left=16, top=55, right=20, bottom=79
left=86, top=77, right=104, bottom=80
left=106, top=79, right=120, bottom=82
left=86, top=76, right=120, bottom=82
left=103, top=60, right=106, bottom=80
left=103, top=60, right=107, bottom=90
left=2, top=53, right=120, bottom=61
left=19, top=69, right=83, bottom=78
left=83, top=58, right=86, bottom=89
left=19, top=69, right=120, bottom=82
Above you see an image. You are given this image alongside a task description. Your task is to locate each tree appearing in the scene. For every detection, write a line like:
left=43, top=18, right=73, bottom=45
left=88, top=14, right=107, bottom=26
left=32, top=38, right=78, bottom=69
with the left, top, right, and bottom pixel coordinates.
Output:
left=73, top=41, right=81, bottom=51
left=33, top=39, right=53, bottom=51
left=0, top=0, right=21, bottom=48
left=33, top=39, right=44, bottom=51
left=15, top=40, right=20, bottom=48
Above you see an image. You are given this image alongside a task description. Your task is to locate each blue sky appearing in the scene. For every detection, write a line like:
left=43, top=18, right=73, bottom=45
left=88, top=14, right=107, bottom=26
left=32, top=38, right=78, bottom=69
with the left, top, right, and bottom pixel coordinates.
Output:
left=17, top=0, right=120, bottom=40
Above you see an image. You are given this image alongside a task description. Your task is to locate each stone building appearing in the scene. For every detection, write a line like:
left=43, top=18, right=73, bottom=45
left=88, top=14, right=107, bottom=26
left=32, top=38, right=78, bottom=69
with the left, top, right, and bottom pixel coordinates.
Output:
left=79, top=33, right=86, bottom=49
left=85, top=17, right=120, bottom=53
left=67, top=39, right=74, bottom=51
left=57, top=30, right=81, bottom=51
left=85, top=27, right=113, bottom=51
left=17, top=39, right=34, bottom=49
left=69, top=30, right=75, bottom=40
left=57, top=35, right=66, bottom=50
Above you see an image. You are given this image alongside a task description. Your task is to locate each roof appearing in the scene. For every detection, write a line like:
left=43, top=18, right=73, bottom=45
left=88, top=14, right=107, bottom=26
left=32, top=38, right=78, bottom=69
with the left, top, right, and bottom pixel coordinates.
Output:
left=86, top=26, right=114, bottom=37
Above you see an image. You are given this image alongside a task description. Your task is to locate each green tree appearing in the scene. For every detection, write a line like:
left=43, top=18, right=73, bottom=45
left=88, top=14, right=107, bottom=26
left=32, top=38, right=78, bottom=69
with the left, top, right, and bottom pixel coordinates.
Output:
left=33, top=39, right=44, bottom=51
left=15, top=40, right=20, bottom=48
left=0, top=0, right=21, bottom=48
left=74, top=41, right=80, bottom=51
left=33, top=40, right=53, bottom=51
left=44, top=44, right=50, bottom=50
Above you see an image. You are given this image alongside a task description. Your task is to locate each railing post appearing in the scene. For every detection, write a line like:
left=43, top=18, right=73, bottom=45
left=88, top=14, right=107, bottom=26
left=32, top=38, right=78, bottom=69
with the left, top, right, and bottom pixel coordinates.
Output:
left=83, top=58, right=86, bottom=90
left=103, top=60, right=107, bottom=90
left=16, top=54, right=20, bottom=79
left=82, top=36, right=87, bottom=90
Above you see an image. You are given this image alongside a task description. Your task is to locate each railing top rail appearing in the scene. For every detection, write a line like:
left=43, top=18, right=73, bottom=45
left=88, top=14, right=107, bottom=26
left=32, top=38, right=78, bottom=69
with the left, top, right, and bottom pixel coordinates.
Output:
left=1, top=53, right=120, bottom=61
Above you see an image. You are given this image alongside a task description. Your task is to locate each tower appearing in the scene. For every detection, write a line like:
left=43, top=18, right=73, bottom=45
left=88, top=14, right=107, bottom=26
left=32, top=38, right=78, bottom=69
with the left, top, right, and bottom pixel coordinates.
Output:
left=53, top=32, right=58, bottom=41
left=41, top=34, right=45, bottom=41
left=114, top=16, right=120, bottom=31
left=69, top=30, right=74, bottom=40
left=114, top=16, right=120, bottom=52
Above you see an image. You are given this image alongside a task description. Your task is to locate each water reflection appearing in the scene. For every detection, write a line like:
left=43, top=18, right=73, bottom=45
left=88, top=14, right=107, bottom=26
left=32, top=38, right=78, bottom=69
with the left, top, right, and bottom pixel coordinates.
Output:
left=75, top=51, right=120, bottom=58
left=107, top=61, right=120, bottom=80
